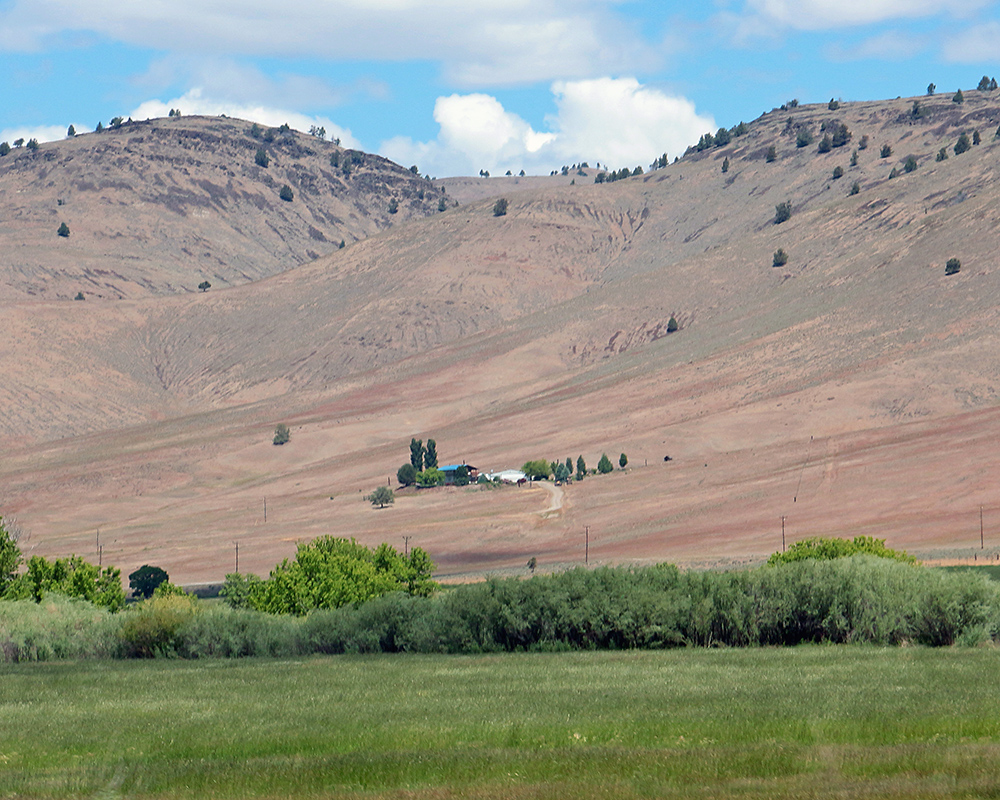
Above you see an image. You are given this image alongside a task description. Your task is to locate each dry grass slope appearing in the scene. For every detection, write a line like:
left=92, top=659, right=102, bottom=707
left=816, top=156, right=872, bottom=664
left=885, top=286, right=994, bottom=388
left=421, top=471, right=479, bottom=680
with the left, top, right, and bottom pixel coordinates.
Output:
left=4, top=92, right=1000, bottom=583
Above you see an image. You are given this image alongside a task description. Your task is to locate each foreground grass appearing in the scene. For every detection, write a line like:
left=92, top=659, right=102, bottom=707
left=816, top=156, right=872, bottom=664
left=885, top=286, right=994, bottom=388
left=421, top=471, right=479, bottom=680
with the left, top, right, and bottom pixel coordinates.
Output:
left=3, top=648, right=1000, bottom=798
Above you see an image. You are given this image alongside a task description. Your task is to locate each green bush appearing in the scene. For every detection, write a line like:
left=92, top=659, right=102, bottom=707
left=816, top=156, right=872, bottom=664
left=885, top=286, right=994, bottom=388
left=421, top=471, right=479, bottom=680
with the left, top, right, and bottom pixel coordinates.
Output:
left=936, top=147, right=948, bottom=162
left=773, top=248, right=788, bottom=267
left=493, top=197, right=508, bottom=217
left=954, top=132, right=972, bottom=155
left=254, top=147, right=269, bottom=168
left=597, top=454, right=614, bottom=474
left=117, top=594, right=200, bottom=658
left=765, top=145, right=777, bottom=163
left=767, top=535, right=915, bottom=565
left=795, top=128, right=813, bottom=148
left=945, top=258, right=961, bottom=276
left=817, top=134, right=832, bottom=153
left=175, top=606, right=301, bottom=658
left=57, top=222, right=70, bottom=238
left=279, top=184, right=294, bottom=202
left=0, top=596, right=118, bottom=662
left=904, top=155, right=918, bottom=173
left=953, top=88, right=964, bottom=104
left=832, top=166, right=844, bottom=179
left=273, top=423, right=290, bottom=445
left=849, top=181, right=860, bottom=196
left=880, top=143, right=892, bottom=158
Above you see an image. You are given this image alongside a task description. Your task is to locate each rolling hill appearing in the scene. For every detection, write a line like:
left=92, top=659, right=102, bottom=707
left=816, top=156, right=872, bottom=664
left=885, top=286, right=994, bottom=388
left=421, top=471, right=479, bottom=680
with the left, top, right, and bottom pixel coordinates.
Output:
left=4, top=92, right=1000, bottom=584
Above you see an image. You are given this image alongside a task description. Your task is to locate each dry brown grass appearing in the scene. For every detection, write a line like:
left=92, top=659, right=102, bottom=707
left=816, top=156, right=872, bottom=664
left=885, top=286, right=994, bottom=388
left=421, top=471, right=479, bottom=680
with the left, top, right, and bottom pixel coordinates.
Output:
left=5, top=94, right=1000, bottom=584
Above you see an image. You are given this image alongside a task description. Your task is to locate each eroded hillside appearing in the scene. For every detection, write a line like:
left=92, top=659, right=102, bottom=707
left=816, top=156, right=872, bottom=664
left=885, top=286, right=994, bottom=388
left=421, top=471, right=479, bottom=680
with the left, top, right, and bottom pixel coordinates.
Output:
left=5, top=92, right=1000, bottom=582
left=0, top=116, right=445, bottom=300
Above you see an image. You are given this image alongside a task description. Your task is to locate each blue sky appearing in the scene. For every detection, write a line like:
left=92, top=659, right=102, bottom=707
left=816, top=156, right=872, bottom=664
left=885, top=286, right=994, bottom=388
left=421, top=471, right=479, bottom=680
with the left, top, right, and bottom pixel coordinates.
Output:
left=1, top=1, right=998, bottom=176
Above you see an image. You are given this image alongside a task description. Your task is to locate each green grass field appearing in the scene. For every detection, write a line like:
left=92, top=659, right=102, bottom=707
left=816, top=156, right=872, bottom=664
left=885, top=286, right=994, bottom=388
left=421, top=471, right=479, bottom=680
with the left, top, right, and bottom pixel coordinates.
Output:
left=4, top=648, right=1000, bottom=799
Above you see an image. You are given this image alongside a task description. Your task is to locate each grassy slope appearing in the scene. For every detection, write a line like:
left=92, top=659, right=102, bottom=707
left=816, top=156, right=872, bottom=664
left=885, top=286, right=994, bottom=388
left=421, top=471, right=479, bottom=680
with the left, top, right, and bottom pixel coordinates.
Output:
left=4, top=648, right=1000, bottom=798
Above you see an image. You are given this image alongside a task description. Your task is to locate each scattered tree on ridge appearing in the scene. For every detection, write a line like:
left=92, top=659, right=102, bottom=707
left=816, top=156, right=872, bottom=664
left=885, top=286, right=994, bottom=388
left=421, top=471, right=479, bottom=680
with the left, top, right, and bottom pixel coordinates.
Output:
left=597, top=454, right=614, bottom=474
left=198, top=280, right=211, bottom=292
left=493, top=197, right=508, bottom=217
left=773, top=248, right=789, bottom=267
left=576, top=456, right=587, bottom=481
left=367, top=486, right=395, bottom=508
left=954, top=132, right=972, bottom=155
left=953, top=89, right=964, bottom=104
left=279, top=185, right=294, bottom=202
left=619, top=453, right=628, bottom=469
left=57, top=222, right=70, bottom=238
left=945, top=258, right=961, bottom=276
left=273, top=423, right=290, bottom=445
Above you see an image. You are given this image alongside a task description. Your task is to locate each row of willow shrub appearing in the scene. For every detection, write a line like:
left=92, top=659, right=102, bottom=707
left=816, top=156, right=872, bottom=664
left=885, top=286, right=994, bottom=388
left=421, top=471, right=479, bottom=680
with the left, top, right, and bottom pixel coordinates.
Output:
left=2, top=557, right=999, bottom=661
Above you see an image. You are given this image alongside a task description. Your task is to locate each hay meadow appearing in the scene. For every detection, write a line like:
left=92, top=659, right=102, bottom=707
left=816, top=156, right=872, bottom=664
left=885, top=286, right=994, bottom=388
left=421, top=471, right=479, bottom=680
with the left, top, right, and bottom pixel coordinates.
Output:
left=5, top=647, right=1000, bottom=799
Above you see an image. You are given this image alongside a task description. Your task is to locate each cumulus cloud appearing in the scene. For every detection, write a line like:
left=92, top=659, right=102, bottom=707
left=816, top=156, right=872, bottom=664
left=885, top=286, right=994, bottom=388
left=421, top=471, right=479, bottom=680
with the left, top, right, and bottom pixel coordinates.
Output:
left=743, top=0, right=989, bottom=30
left=0, top=124, right=71, bottom=145
left=127, top=88, right=359, bottom=146
left=0, top=0, right=657, bottom=87
left=380, top=77, right=715, bottom=177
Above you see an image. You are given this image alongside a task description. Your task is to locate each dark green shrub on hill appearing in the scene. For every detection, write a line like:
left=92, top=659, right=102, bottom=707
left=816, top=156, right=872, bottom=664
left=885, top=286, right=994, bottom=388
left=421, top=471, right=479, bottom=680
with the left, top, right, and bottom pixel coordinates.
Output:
left=849, top=180, right=860, bottom=196
left=796, top=128, right=813, bottom=148
left=858, top=134, right=869, bottom=150
left=936, top=147, right=949, bottom=162
left=832, top=165, right=844, bottom=179
left=904, top=155, right=918, bottom=173
left=774, top=201, right=792, bottom=224
left=254, top=147, right=269, bottom=167
left=953, top=89, right=965, bottom=104
left=773, top=248, right=789, bottom=267
left=880, top=143, right=892, bottom=158
left=954, top=132, right=972, bottom=155
left=946, top=258, right=961, bottom=276
left=765, top=145, right=777, bottom=162
left=597, top=453, right=614, bottom=474
left=817, top=134, right=832, bottom=153
left=279, top=185, right=294, bottom=202
left=973, top=129, right=981, bottom=145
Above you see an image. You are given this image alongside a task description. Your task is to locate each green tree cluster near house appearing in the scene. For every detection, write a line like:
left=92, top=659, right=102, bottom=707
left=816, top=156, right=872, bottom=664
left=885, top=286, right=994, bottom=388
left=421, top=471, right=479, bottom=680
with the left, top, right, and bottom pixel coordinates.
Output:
left=222, top=536, right=436, bottom=615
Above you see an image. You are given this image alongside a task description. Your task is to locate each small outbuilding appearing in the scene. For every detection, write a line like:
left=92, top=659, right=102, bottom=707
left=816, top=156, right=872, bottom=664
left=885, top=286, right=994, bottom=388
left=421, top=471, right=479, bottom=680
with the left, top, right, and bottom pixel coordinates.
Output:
left=439, top=464, right=479, bottom=485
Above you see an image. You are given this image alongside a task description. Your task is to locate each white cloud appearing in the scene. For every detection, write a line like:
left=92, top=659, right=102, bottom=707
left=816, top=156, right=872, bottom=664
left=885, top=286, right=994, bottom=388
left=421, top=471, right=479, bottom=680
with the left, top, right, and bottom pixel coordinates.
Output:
left=0, top=124, right=74, bottom=145
left=744, top=0, right=989, bottom=30
left=0, top=0, right=658, bottom=87
left=942, top=21, right=1000, bottom=61
left=825, top=30, right=929, bottom=61
left=380, top=77, right=715, bottom=177
left=126, top=88, right=359, bottom=146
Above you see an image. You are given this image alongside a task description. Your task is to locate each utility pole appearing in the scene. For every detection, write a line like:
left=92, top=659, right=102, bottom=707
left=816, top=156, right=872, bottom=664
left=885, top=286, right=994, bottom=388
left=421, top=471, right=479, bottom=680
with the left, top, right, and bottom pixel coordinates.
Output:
left=781, top=516, right=786, bottom=552
left=98, top=544, right=103, bottom=567
left=402, top=535, right=411, bottom=557
left=981, top=506, right=985, bottom=550
left=234, top=541, right=240, bottom=573
left=585, top=526, right=589, bottom=565
left=263, top=497, right=267, bottom=524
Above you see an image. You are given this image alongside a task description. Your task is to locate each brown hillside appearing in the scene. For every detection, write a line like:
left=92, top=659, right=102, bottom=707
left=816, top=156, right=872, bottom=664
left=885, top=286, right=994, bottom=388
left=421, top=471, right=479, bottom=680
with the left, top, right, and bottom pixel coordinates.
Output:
left=0, top=116, right=445, bottom=300
left=5, top=92, right=1000, bottom=584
